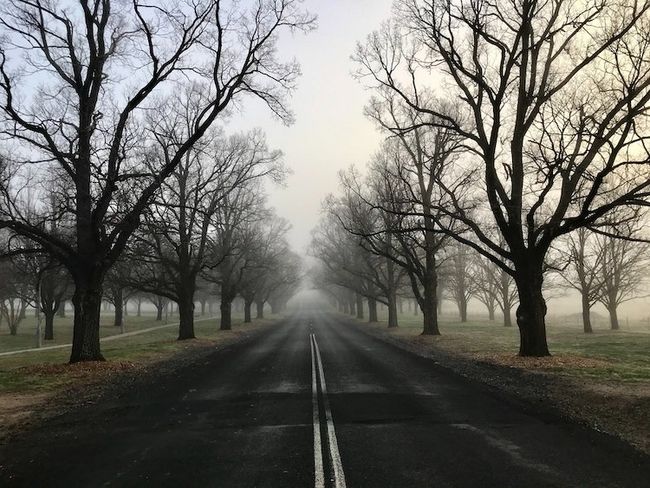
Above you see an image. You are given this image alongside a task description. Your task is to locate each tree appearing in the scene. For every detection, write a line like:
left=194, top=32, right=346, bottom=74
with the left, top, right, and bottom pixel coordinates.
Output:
left=471, top=256, right=499, bottom=321
left=557, top=229, right=604, bottom=333
left=355, top=0, right=650, bottom=356
left=359, top=94, right=463, bottom=335
left=205, top=183, right=268, bottom=331
left=0, top=0, right=314, bottom=362
left=595, top=232, right=649, bottom=330
left=127, top=130, right=283, bottom=339
left=445, top=246, right=477, bottom=323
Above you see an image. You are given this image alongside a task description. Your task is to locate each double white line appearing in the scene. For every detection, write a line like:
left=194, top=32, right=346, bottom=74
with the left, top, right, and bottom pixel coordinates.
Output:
left=310, top=333, right=346, bottom=488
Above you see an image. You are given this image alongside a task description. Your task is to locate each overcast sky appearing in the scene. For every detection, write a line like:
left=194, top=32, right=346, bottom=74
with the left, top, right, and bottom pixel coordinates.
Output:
left=231, top=0, right=394, bottom=254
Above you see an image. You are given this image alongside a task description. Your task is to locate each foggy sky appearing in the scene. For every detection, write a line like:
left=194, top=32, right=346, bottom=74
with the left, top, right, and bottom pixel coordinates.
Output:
left=230, top=0, right=393, bottom=254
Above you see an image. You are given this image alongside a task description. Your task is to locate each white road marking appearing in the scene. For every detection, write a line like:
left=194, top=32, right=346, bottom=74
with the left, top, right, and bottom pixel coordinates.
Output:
left=310, top=334, right=325, bottom=488
left=311, top=333, right=347, bottom=488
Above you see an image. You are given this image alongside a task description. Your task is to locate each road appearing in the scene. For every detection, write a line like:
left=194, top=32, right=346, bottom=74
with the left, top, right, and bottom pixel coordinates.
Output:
left=2, top=312, right=649, bottom=487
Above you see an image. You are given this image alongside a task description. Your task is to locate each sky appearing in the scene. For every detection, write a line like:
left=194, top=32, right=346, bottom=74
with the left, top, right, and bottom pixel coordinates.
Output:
left=231, top=0, right=394, bottom=255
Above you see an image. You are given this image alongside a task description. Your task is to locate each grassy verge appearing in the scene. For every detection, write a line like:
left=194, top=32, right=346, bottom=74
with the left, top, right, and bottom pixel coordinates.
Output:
left=0, top=312, right=192, bottom=353
left=366, top=313, right=650, bottom=381
left=0, top=314, right=279, bottom=393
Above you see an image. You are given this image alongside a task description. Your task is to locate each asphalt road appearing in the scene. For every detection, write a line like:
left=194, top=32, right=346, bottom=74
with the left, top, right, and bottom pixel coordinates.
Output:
left=2, top=312, right=650, bottom=487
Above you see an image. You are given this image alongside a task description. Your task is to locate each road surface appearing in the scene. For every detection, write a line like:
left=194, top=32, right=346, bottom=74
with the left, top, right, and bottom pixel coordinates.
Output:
left=2, top=312, right=649, bottom=487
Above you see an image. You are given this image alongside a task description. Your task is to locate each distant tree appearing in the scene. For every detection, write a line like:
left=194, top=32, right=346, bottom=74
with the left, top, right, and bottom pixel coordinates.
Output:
left=595, top=232, right=649, bottom=330
left=471, top=257, right=500, bottom=322
left=126, top=130, right=282, bottom=339
left=445, top=246, right=477, bottom=323
left=557, top=229, right=604, bottom=333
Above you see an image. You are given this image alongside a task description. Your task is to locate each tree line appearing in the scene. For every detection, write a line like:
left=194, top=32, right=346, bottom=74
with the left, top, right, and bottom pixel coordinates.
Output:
left=311, top=0, right=650, bottom=357
left=0, top=0, right=313, bottom=362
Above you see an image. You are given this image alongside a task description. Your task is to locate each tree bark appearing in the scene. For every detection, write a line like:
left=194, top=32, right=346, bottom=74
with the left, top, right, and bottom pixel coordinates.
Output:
left=155, top=304, right=163, bottom=321
left=200, top=299, right=206, bottom=316
left=581, top=293, right=593, bottom=333
left=244, top=298, right=252, bottom=323
left=503, top=306, right=512, bottom=327
left=487, top=302, right=495, bottom=321
left=137, top=300, right=141, bottom=317
left=458, top=295, right=468, bottom=323
left=387, top=291, right=398, bottom=328
left=44, top=311, right=55, bottom=341
left=177, top=292, right=196, bottom=340
left=113, top=288, right=124, bottom=328
left=57, top=301, right=66, bottom=318
left=220, top=296, right=233, bottom=331
left=356, top=294, right=364, bottom=319
left=256, top=300, right=265, bottom=319
left=421, top=251, right=440, bottom=335
left=70, top=281, right=104, bottom=363
left=368, top=298, right=378, bottom=322
left=514, top=263, right=550, bottom=357
left=608, top=303, right=620, bottom=330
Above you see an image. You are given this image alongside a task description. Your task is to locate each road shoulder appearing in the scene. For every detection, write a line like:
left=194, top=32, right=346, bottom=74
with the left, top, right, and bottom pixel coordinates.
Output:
left=346, top=316, right=650, bottom=456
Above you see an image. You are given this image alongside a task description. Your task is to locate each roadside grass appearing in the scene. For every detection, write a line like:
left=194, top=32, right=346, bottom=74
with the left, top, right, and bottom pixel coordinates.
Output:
left=363, top=312, right=650, bottom=382
left=0, top=313, right=279, bottom=395
left=0, top=312, right=185, bottom=353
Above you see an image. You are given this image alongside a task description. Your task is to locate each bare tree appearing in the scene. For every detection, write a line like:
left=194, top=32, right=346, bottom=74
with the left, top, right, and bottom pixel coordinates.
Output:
left=595, top=232, right=649, bottom=330
left=557, top=229, right=604, bottom=333
left=355, top=0, right=650, bottom=356
left=471, top=256, right=500, bottom=322
left=0, top=0, right=314, bottom=362
left=126, top=130, right=282, bottom=339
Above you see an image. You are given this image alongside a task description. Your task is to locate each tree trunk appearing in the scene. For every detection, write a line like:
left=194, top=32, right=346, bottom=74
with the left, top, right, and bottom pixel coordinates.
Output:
left=220, top=296, right=233, bottom=331
left=244, top=299, right=252, bottom=323
left=413, top=299, right=418, bottom=315
left=581, top=293, right=593, bottom=334
left=503, top=306, right=512, bottom=327
left=177, top=292, right=196, bottom=340
left=256, top=300, right=265, bottom=319
left=123, top=299, right=129, bottom=317
left=368, top=298, right=378, bottom=322
left=343, top=300, right=350, bottom=314
left=156, top=304, right=163, bottom=321
left=458, top=296, right=467, bottom=323
left=200, top=299, right=206, bottom=316
left=348, top=297, right=356, bottom=316
left=398, top=298, right=403, bottom=314
left=137, top=300, right=141, bottom=317
left=487, top=302, right=495, bottom=321
left=356, top=294, right=364, bottom=319
left=58, top=301, right=66, bottom=318
left=44, top=311, right=55, bottom=341
left=113, top=288, right=123, bottom=328
left=387, top=292, right=398, bottom=328
left=70, top=282, right=104, bottom=363
left=608, top=303, right=620, bottom=330
left=421, top=251, right=440, bottom=335
left=514, top=265, right=550, bottom=357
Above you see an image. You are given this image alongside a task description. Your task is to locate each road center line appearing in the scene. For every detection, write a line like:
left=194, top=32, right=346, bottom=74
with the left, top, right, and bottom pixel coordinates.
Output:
left=310, top=334, right=325, bottom=488
left=312, top=333, right=347, bottom=488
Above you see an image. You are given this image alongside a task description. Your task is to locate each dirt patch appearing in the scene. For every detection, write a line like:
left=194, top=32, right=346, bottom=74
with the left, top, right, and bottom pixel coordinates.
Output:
left=354, top=320, right=650, bottom=455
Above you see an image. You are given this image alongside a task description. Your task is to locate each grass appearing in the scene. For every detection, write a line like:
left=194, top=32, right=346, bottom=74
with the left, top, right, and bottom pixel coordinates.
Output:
left=0, top=312, right=279, bottom=395
left=0, top=311, right=190, bottom=353
left=364, top=311, right=650, bottom=382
